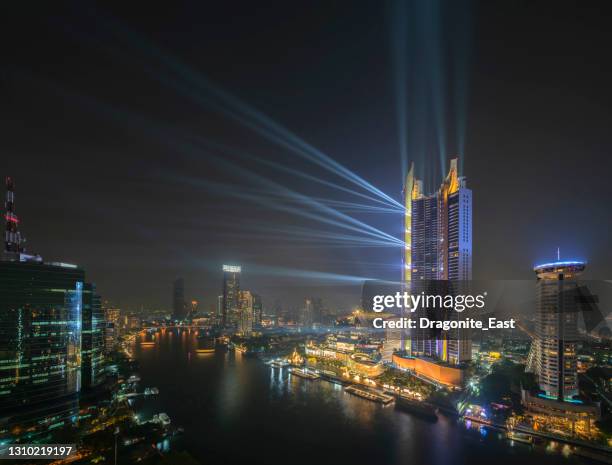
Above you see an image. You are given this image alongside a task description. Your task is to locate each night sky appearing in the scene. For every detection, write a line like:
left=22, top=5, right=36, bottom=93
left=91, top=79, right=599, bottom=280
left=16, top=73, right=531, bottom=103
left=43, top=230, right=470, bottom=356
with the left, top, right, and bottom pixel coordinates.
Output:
left=2, top=1, right=611, bottom=312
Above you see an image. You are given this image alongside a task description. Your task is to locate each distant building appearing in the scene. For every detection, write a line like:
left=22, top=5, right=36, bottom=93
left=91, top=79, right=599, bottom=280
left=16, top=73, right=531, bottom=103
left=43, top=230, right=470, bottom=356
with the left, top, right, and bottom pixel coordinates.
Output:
left=190, top=299, right=199, bottom=315
left=216, top=295, right=223, bottom=321
left=103, top=306, right=121, bottom=351
left=237, top=290, right=254, bottom=335
left=301, top=297, right=324, bottom=328
left=222, top=265, right=241, bottom=328
left=252, top=293, right=263, bottom=327
left=127, top=315, right=141, bottom=330
left=302, top=298, right=314, bottom=328
left=82, top=283, right=106, bottom=389
left=104, top=306, right=121, bottom=326
left=104, top=322, right=117, bottom=354
left=172, top=278, right=186, bottom=321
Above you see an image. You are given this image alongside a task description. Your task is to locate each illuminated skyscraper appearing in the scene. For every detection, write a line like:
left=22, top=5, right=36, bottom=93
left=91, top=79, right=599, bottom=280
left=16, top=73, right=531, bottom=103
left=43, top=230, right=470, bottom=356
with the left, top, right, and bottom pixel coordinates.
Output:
left=237, top=290, right=254, bottom=335
left=82, top=283, right=105, bottom=389
left=252, top=293, right=263, bottom=327
left=527, top=260, right=584, bottom=401
left=0, top=179, right=105, bottom=439
left=221, top=265, right=241, bottom=328
left=0, top=261, right=85, bottom=408
left=405, top=158, right=472, bottom=365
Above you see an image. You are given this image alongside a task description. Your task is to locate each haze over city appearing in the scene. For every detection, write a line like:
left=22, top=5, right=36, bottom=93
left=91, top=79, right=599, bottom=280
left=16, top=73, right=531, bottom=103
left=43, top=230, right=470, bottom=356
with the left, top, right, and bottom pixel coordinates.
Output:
left=3, top=1, right=612, bottom=312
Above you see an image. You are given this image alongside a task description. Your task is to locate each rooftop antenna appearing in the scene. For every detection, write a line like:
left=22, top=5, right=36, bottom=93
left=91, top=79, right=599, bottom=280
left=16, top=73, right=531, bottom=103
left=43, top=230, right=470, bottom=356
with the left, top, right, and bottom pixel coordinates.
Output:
left=3, top=176, right=23, bottom=259
left=2, top=177, right=42, bottom=263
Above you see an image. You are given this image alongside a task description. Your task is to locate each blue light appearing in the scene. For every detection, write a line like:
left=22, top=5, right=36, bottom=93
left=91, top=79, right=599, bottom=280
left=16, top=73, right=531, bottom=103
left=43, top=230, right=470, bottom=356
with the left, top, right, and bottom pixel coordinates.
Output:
left=537, top=393, right=584, bottom=404
left=533, top=260, right=586, bottom=270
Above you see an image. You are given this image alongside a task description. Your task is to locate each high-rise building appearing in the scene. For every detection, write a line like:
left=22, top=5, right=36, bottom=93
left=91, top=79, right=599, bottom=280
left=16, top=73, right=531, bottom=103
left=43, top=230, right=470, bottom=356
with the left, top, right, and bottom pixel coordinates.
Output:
left=104, top=322, right=117, bottom=354
left=172, top=278, right=186, bottom=321
left=527, top=260, right=584, bottom=401
left=405, top=158, right=473, bottom=365
left=0, top=178, right=106, bottom=439
left=0, top=261, right=86, bottom=410
left=252, top=293, right=262, bottom=327
left=190, top=299, right=199, bottom=316
left=221, top=265, right=241, bottom=328
left=104, top=306, right=121, bottom=326
left=103, top=306, right=120, bottom=353
left=237, top=290, right=254, bottom=335
left=302, top=298, right=313, bottom=328
left=82, top=283, right=106, bottom=389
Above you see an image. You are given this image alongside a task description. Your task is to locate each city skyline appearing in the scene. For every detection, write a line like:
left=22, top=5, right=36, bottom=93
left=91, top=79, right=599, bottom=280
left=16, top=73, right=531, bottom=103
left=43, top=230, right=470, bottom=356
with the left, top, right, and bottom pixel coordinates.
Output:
left=1, top=2, right=611, bottom=463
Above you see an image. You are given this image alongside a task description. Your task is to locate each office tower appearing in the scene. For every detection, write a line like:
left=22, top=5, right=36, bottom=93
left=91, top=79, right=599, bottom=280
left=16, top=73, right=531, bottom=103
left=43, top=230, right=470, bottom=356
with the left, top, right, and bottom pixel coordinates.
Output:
left=104, top=322, right=117, bottom=354
left=102, top=302, right=121, bottom=332
left=527, top=260, right=584, bottom=401
left=173, top=278, right=186, bottom=321
left=300, top=297, right=323, bottom=327
left=82, top=283, right=106, bottom=389
left=127, top=315, right=141, bottom=330
left=0, top=179, right=107, bottom=440
left=0, top=260, right=85, bottom=437
left=221, top=265, right=241, bottom=328
left=190, top=299, right=199, bottom=315
left=103, top=306, right=120, bottom=353
left=237, top=290, right=254, bottom=335
left=302, top=298, right=314, bottom=328
left=311, top=298, right=323, bottom=325
left=104, top=306, right=121, bottom=326
left=252, top=293, right=262, bottom=327
left=406, top=158, right=473, bottom=365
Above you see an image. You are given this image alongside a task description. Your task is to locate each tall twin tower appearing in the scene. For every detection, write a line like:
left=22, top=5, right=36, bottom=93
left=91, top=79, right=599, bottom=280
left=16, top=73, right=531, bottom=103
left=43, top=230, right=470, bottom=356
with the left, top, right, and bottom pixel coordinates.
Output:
left=402, top=158, right=473, bottom=365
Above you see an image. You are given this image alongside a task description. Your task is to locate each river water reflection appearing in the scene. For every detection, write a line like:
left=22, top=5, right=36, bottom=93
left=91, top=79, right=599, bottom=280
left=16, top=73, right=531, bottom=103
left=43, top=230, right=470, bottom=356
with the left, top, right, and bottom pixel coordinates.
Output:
left=133, top=329, right=591, bottom=465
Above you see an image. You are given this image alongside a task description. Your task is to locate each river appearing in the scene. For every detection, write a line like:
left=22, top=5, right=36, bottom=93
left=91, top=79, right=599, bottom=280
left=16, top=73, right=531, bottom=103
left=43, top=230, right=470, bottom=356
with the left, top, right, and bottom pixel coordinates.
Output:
left=132, top=329, right=593, bottom=465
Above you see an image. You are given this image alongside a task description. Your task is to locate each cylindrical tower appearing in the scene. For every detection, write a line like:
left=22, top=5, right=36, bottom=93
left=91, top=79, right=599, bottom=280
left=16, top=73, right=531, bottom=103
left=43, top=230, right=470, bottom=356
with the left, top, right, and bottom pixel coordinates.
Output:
left=533, top=260, right=585, bottom=401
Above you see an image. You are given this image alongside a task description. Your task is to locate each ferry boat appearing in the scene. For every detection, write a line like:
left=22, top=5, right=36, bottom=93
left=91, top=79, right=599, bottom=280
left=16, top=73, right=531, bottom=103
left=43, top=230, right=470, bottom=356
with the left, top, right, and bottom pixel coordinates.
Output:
left=268, top=359, right=290, bottom=368
left=395, top=395, right=437, bottom=420
left=345, top=386, right=394, bottom=405
left=195, top=332, right=216, bottom=353
left=463, top=414, right=492, bottom=426
left=507, top=431, right=533, bottom=445
left=289, top=367, right=320, bottom=380
left=140, top=331, right=156, bottom=347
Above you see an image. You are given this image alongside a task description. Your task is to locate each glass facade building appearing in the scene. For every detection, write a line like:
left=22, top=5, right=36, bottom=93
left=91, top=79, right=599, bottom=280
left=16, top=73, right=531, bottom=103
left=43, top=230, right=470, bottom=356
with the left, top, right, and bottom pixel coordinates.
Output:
left=82, top=283, right=105, bottom=389
left=0, top=261, right=104, bottom=439
left=403, top=158, right=473, bottom=365
left=527, top=261, right=584, bottom=400
left=222, top=265, right=241, bottom=328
